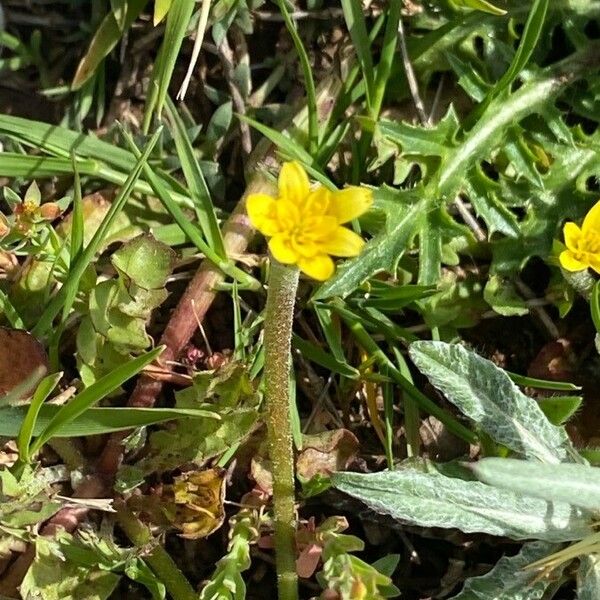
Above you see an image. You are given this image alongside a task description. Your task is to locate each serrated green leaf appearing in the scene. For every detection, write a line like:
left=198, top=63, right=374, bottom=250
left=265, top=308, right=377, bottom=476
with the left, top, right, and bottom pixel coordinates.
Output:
left=313, top=190, right=422, bottom=299
left=332, top=469, right=592, bottom=542
left=408, top=342, right=577, bottom=463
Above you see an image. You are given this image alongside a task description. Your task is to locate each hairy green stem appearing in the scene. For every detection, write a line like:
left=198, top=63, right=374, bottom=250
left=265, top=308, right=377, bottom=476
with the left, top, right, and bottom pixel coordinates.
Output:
left=263, top=259, right=300, bottom=600
left=115, top=502, right=197, bottom=600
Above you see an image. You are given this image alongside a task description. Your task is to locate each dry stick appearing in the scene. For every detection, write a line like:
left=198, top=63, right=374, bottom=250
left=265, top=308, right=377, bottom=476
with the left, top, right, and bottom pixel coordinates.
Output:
left=96, top=186, right=261, bottom=478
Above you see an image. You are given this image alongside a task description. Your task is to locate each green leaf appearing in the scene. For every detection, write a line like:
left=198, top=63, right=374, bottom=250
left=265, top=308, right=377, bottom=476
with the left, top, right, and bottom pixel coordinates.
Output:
left=332, top=468, right=592, bottom=542
left=21, top=536, right=121, bottom=600
left=165, top=98, right=226, bottom=257
left=578, top=555, right=600, bottom=600
left=450, top=0, right=506, bottom=16
left=292, top=335, right=359, bottom=379
left=144, top=0, right=195, bottom=128
left=537, top=395, right=582, bottom=426
left=130, top=362, right=260, bottom=475
left=483, top=275, right=529, bottom=316
left=469, top=458, right=600, bottom=512
left=341, top=0, right=375, bottom=112
left=18, top=372, right=62, bottom=463
left=313, top=190, right=423, bottom=299
left=591, top=281, right=600, bottom=333
left=0, top=405, right=216, bottom=438
left=153, top=0, right=174, bottom=25
left=408, top=342, right=577, bottom=463
left=449, top=541, right=563, bottom=600
left=379, top=107, right=460, bottom=157
left=111, top=234, right=176, bottom=290
left=72, top=0, right=149, bottom=89
left=31, top=128, right=162, bottom=338
left=487, top=0, right=549, bottom=101
left=29, top=348, right=163, bottom=454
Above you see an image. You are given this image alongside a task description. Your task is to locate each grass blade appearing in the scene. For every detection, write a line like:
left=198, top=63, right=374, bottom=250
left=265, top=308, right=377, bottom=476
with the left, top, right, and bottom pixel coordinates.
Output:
left=29, top=347, right=163, bottom=455
left=274, top=0, right=319, bottom=154
left=72, top=0, right=149, bottom=90
left=17, top=372, right=62, bottom=463
left=341, top=0, right=375, bottom=113
left=164, top=98, right=226, bottom=256
left=119, top=128, right=260, bottom=290
left=144, top=0, right=195, bottom=130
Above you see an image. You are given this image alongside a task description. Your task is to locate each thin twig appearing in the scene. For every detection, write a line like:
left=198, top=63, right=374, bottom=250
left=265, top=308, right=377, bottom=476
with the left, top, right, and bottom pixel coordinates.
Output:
left=397, top=17, right=428, bottom=126
left=177, top=0, right=211, bottom=101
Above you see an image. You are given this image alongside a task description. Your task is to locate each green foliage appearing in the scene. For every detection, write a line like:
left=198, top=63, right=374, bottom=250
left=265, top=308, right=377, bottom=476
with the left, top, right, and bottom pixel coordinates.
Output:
left=76, top=235, right=175, bottom=385
left=199, top=509, right=260, bottom=600
left=448, top=541, right=563, bottom=600
left=333, top=467, right=592, bottom=542
left=122, top=362, right=260, bottom=478
left=21, top=530, right=166, bottom=600
left=408, top=341, right=578, bottom=463
left=316, top=517, right=399, bottom=599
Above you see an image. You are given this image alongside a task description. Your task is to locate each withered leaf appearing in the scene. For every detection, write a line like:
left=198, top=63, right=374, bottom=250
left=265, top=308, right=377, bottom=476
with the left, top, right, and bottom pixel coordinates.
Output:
left=0, top=327, right=48, bottom=399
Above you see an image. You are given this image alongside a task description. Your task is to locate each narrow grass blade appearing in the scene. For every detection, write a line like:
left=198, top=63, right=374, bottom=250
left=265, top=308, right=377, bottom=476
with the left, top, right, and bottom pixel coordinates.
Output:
left=119, top=128, right=259, bottom=289
left=0, top=405, right=216, bottom=438
left=372, top=0, right=402, bottom=117
left=274, top=0, right=319, bottom=154
left=341, top=0, right=375, bottom=113
left=29, top=348, right=163, bottom=455
left=238, top=115, right=335, bottom=189
left=72, top=0, right=149, bottom=90
left=165, top=98, right=226, bottom=256
left=507, top=372, right=581, bottom=391
left=0, top=288, right=25, bottom=329
left=0, top=113, right=135, bottom=171
left=144, top=0, right=195, bottom=130
left=17, top=372, right=62, bottom=463
left=292, top=334, right=359, bottom=379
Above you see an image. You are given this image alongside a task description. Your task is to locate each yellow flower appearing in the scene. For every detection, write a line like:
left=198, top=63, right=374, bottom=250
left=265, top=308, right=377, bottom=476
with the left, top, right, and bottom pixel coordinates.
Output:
left=246, top=162, right=372, bottom=281
left=560, top=199, right=600, bottom=274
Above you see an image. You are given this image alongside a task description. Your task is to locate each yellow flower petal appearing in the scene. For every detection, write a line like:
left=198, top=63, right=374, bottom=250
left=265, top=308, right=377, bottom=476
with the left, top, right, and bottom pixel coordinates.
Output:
left=291, top=237, right=319, bottom=258
left=269, top=234, right=298, bottom=264
left=278, top=161, right=310, bottom=205
left=582, top=199, right=600, bottom=235
left=298, top=254, right=335, bottom=281
left=276, top=198, right=301, bottom=228
left=302, top=187, right=330, bottom=216
left=310, top=216, right=338, bottom=238
left=563, top=221, right=582, bottom=251
left=328, top=187, right=373, bottom=224
left=321, top=226, right=365, bottom=257
left=247, top=193, right=280, bottom=236
left=587, top=254, right=600, bottom=274
left=559, top=249, right=588, bottom=272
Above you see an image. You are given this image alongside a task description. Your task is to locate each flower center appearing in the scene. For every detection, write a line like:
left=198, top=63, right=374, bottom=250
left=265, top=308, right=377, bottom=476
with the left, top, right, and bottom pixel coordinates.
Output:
left=583, top=230, right=600, bottom=253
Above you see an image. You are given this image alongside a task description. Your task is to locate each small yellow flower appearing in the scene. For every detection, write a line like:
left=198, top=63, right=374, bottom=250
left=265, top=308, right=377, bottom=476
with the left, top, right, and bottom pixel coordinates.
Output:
left=560, top=199, right=600, bottom=274
left=246, top=162, right=372, bottom=281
